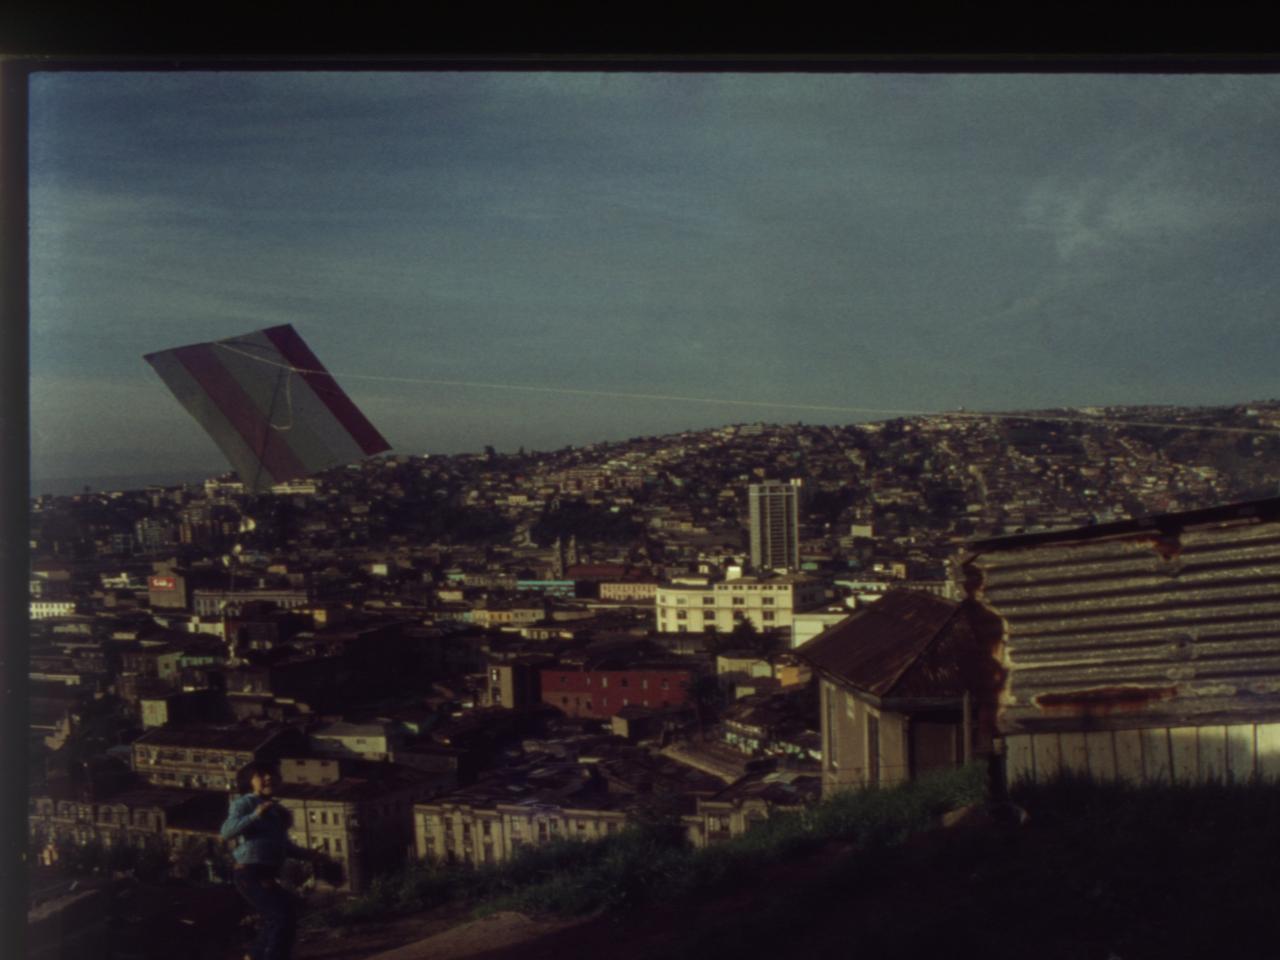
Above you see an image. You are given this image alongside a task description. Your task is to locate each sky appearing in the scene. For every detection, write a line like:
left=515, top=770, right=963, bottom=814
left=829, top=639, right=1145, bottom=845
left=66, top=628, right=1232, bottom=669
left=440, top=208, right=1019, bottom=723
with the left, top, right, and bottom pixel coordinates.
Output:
left=27, top=70, right=1280, bottom=489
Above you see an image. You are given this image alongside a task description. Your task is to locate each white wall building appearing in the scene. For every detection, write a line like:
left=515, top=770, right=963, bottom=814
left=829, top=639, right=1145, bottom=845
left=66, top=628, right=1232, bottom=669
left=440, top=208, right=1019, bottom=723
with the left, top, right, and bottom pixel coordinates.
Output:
left=655, top=573, right=825, bottom=638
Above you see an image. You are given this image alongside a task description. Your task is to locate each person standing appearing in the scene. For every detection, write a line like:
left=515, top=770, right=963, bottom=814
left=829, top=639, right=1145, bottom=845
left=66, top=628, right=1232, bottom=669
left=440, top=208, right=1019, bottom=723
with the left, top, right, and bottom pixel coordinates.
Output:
left=221, top=761, right=326, bottom=960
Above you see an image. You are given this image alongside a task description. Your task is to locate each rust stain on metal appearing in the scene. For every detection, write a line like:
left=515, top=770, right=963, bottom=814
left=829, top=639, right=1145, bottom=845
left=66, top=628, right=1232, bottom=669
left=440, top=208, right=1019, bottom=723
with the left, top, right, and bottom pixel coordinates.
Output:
left=1032, top=685, right=1178, bottom=716
left=1145, top=534, right=1183, bottom=562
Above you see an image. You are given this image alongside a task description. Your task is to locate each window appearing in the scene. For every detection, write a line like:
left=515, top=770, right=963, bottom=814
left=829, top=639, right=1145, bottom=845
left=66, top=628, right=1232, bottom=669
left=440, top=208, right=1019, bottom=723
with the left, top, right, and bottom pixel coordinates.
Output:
left=676, top=611, right=687, bottom=620
left=732, top=597, right=745, bottom=606
left=702, top=596, right=714, bottom=605
left=601, top=677, right=609, bottom=688
left=763, top=612, right=775, bottom=621
left=320, top=811, right=328, bottom=825
left=762, top=597, right=774, bottom=606
left=703, top=610, right=715, bottom=619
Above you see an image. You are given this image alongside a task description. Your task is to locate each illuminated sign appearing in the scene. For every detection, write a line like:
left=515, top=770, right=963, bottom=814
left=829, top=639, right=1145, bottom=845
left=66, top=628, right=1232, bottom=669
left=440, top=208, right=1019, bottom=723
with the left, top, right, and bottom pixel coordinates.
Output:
left=149, top=576, right=177, bottom=591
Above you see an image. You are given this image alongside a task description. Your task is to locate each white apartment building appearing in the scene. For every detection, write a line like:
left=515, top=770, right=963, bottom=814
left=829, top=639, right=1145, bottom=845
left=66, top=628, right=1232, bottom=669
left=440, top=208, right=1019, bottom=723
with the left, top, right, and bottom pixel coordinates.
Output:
left=655, top=574, right=826, bottom=638
left=29, top=600, right=78, bottom=620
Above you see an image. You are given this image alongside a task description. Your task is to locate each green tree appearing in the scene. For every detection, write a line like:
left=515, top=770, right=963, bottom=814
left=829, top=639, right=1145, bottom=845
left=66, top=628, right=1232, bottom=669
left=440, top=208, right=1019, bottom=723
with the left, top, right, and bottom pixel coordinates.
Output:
left=728, top=618, right=778, bottom=656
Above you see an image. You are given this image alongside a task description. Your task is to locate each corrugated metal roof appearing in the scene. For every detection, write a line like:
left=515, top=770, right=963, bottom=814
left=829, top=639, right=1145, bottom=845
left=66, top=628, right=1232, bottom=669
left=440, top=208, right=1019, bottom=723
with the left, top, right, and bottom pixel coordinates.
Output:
left=795, top=590, right=961, bottom=699
left=965, top=501, right=1280, bottom=735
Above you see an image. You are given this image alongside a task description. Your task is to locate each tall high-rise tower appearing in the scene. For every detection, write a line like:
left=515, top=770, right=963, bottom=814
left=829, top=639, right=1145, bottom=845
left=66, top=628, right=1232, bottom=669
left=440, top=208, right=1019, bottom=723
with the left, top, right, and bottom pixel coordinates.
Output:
left=748, top=479, right=801, bottom=572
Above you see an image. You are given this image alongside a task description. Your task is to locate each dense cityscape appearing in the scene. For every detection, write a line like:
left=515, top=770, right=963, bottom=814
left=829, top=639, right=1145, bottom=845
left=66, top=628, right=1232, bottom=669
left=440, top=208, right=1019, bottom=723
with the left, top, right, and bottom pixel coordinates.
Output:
left=24, top=401, right=1280, bottom=958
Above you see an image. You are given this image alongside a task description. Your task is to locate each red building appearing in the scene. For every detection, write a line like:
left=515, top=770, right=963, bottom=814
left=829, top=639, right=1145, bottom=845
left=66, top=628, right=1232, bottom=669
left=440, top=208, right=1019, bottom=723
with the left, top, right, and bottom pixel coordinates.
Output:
left=540, top=665, right=695, bottom=719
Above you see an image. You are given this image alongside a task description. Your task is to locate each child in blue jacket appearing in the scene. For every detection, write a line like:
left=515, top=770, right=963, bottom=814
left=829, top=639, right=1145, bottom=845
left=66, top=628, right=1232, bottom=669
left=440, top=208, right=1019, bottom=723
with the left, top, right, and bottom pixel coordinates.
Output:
left=221, top=761, right=326, bottom=960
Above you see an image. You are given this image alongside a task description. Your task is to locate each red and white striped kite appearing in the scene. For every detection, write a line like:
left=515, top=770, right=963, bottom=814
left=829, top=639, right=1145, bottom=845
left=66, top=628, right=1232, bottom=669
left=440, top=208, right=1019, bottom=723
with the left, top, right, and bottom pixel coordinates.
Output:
left=145, top=324, right=391, bottom=491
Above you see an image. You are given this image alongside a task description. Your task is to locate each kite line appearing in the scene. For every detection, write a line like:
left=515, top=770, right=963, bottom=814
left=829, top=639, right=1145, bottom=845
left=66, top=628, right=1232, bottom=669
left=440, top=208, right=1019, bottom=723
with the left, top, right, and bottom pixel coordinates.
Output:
left=211, top=340, right=1280, bottom=438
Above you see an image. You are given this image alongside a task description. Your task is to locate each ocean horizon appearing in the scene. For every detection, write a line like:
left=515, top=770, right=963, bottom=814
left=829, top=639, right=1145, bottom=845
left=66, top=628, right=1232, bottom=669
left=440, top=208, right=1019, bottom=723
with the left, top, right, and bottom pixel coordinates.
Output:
left=30, top=469, right=223, bottom=498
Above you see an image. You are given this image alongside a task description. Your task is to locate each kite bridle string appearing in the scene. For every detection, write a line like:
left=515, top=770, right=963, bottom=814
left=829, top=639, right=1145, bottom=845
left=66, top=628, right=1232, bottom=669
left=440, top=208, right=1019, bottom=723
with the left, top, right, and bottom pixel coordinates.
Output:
left=210, top=339, right=1280, bottom=438
left=249, top=363, right=292, bottom=493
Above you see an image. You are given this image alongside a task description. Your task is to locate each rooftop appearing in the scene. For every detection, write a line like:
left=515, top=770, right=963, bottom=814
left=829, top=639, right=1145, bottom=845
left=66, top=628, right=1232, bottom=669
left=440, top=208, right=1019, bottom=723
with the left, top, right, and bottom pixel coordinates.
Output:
left=796, top=590, right=966, bottom=701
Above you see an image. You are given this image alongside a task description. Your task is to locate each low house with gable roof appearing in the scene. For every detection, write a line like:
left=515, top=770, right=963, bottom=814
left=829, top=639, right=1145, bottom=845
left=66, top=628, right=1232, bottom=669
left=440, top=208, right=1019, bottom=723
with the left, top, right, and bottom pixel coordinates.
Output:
left=797, top=590, right=998, bottom=797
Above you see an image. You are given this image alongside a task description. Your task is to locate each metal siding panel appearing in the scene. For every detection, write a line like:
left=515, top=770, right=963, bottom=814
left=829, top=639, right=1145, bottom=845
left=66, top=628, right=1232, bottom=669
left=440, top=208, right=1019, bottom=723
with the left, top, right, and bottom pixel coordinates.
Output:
left=1169, top=727, right=1199, bottom=784
left=975, top=515, right=1280, bottom=737
left=1226, top=725, right=1256, bottom=782
left=1006, top=735, right=1034, bottom=784
left=1197, top=726, right=1228, bottom=782
left=1032, top=733, right=1062, bottom=782
left=1085, top=731, right=1117, bottom=781
left=1061, top=732, right=1089, bottom=777
left=1114, top=729, right=1144, bottom=783
left=1257, top=724, right=1280, bottom=781
left=1141, top=727, right=1172, bottom=783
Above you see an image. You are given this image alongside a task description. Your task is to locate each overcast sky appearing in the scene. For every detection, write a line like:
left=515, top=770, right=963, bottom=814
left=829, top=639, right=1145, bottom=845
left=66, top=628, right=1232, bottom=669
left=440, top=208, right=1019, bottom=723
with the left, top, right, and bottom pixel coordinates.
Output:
left=28, top=70, right=1280, bottom=487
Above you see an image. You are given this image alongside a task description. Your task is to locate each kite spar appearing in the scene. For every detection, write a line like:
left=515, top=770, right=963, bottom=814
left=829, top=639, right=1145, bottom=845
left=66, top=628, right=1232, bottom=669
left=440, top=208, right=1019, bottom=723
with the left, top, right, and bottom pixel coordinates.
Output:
left=144, top=324, right=391, bottom=492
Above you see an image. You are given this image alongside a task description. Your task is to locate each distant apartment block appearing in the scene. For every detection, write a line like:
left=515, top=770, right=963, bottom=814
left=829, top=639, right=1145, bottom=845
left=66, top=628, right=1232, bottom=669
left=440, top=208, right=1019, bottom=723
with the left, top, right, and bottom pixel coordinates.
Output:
left=192, top=587, right=310, bottom=617
left=483, top=658, right=551, bottom=710
left=748, top=480, right=801, bottom=573
left=416, top=788, right=627, bottom=867
left=598, top=580, right=659, bottom=602
left=541, top=665, right=695, bottom=719
left=275, top=756, right=440, bottom=892
left=655, top=573, right=825, bottom=637
left=130, top=726, right=300, bottom=791
left=29, top=601, right=79, bottom=620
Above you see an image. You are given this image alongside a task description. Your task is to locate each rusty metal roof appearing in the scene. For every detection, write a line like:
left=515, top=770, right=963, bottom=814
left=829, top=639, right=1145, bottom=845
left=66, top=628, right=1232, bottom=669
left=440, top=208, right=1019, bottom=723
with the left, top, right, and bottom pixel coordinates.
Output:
left=964, top=498, right=1280, bottom=734
left=795, top=590, right=962, bottom=699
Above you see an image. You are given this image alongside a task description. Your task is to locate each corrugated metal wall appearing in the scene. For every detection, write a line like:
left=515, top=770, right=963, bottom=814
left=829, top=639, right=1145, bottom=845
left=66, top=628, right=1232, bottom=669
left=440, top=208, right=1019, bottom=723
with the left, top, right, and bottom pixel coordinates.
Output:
left=1005, top=724, right=1280, bottom=784
left=967, top=515, right=1280, bottom=782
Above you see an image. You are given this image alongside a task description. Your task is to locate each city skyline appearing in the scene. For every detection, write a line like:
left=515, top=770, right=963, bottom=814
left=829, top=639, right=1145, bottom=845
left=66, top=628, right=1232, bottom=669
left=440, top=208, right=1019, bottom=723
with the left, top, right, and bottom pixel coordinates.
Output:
left=29, top=70, right=1280, bottom=488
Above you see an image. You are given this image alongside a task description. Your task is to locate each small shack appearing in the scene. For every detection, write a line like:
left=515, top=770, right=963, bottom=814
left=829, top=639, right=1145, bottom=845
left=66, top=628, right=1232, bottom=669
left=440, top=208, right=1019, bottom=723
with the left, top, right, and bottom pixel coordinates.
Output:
left=797, top=590, right=997, bottom=797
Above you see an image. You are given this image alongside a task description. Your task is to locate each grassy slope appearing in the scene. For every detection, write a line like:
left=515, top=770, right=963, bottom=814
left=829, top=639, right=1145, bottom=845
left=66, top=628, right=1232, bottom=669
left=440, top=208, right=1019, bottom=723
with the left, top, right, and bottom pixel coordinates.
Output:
left=311, top=771, right=1280, bottom=960
left=640, top=776, right=1280, bottom=960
